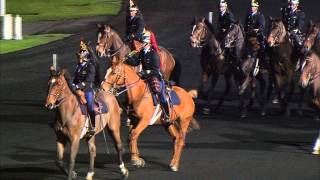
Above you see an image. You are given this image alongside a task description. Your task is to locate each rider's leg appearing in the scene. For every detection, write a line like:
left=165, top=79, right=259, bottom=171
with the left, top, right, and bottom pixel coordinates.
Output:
left=158, top=80, right=170, bottom=124
left=85, top=89, right=95, bottom=134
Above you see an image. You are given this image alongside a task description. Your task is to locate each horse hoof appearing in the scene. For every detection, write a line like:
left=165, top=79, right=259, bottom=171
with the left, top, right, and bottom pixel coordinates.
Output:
left=297, top=110, right=303, bottom=116
left=241, top=113, right=247, bottom=118
left=86, top=171, right=94, bottom=180
left=272, top=98, right=279, bottom=104
left=314, top=116, right=320, bottom=122
left=131, top=158, right=145, bottom=168
left=121, top=169, right=129, bottom=179
left=170, top=165, right=179, bottom=172
left=69, top=171, right=77, bottom=179
left=260, top=110, right=266, bottom=116
left=202, top=108, right=210, bottom=115
left=312, top=150, right=320, bottom=155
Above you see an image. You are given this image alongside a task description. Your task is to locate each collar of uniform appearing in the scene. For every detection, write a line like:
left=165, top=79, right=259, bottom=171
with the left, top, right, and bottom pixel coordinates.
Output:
left=143, top=47, right=151, bottom=54
left=221, top=10, right=226, bottom=16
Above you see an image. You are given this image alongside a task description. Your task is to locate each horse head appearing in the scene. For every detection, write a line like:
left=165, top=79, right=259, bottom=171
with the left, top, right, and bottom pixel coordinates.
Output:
left=45, top=68, right=69, bottom=110
left=223, top=23, right=242, bottom=48
left=96, top=24, right=116, bottom=57
left=267, top=18, right=286, bottom=47
left=300, top=52, right=320, bottom=88
left=303, top=21, right=320, bottom=52
left=104, top=62, right=127, bottom=89
left=190, top=17, right=212, bottom=48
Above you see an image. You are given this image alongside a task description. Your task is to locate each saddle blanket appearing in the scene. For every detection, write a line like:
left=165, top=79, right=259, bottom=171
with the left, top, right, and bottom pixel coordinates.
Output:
left=79, top=99, right=108, bottom=115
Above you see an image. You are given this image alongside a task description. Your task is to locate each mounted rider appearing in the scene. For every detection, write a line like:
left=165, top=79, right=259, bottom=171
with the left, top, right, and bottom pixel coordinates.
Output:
left=125, top=3, right=145, bottom=49
left=72, top=40, right=98, bottom=136
left=281, top=0, right=292, bottom=30
left=285, top=0, right=305, bottom=49
left=244, top=0, right=267, bottom=69
left=126, top=34, right=171, bottom=125
left=218, top=0, right=236, bottom=42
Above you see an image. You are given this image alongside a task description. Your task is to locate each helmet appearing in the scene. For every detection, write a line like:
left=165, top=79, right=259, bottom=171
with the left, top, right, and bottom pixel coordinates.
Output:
left=251, top=0, right=259, bottom=7
left=79, top=40, right=90, bottom=61
left=129, top=5, right=139, bottom=11
left=220, top=0, right=228, bottom=7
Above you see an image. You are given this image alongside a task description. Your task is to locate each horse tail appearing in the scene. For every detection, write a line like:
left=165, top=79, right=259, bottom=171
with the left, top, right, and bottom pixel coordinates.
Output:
left=187, top=117, right=200, bottom=133
left=188, top=89, right=198, bottom=99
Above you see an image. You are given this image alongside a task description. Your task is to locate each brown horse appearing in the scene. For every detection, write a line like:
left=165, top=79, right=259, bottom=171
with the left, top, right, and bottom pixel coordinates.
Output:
left=96, top=24, right=175, bottom=81
left=45, top=69, right=129, bottom=180
left=303, top=21, right=320, bottom=54
left=265, top=18, right=298, bottom=116
left=102, top=61, right=199, bottom=172
left=300, top=52, right=320, bottom=155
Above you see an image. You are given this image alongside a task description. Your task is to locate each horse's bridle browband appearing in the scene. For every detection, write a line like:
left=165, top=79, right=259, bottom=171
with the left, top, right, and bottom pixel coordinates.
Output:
left=192, top=23, right=209, bottom=47
left=48, top=79, right=68, bottom=108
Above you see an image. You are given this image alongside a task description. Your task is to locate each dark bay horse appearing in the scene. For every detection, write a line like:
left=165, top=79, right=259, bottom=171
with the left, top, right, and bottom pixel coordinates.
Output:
left=96, top=24, right=175, bottom=81
left=190, top=17, right=233, bottom=113
left=238, top=37, right=267, bottom=117
left=299, top=51, right=320, bottom=155
left=45, top=69, right=128, bottom=180
left=265, top=18, right=298, bottom=116
left=102, top=62, right=199, bottom=172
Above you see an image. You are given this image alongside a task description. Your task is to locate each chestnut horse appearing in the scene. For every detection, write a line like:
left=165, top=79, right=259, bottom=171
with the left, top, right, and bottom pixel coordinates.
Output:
left=300, top=51, right=320, bottom=154
left=45, top=69, right=128, bottom=180
left=102, top=62, right=199, bottom=172
left=96, top=24, right=175, bottom=81
left=303, top=21, right=320, bottom=54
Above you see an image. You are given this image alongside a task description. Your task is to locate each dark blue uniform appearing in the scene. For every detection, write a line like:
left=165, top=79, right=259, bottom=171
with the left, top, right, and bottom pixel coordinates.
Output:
left=126, top=15, right=145, bottom=41
left=286, top=9, right=305, bottom=47
left=218, top=10, right=236, bottom=40
left=73, top=61, right=96, bottom=127
left=127, top=48, right=170, bottom=123
left=281, top=5, right=291, bottom=30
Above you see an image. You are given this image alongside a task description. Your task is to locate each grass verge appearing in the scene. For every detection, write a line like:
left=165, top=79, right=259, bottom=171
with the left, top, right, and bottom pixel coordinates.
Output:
left=0, top=34, right=72, bottom=54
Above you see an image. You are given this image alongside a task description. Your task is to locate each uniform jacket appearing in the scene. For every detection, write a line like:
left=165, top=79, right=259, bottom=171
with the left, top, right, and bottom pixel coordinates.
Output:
left=287, top=9, right=305, bottom=32
left=281, top=5, right=291, bottom=29
left=126, top=15, right=145, bottom=40
left=218, top=10, right=236, bottom=33
left=73, top=61, right=96, bottom=91
left=245, top=11, right=266, bottom=36
left=127, top=48, right=161, bottom=78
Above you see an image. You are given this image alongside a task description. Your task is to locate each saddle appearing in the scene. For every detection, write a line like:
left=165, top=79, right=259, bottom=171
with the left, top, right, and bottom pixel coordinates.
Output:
left=76, top=90, right=108, bottom=115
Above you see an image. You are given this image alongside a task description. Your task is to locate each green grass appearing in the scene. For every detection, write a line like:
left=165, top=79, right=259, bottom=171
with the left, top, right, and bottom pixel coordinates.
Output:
left=7, top=0, right=121, bottom=22
left=0, top=34, right=72, bottom=54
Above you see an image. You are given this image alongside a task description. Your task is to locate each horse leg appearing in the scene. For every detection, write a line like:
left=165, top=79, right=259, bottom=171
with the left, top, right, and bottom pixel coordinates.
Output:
left=200, top=71, right=211, bottom=114
left=56, top=136, right=68, bottom=175
left=163, top=123, right=180, bottom=171
left=169, top=116, right=192, bottom=172
left=86, top=136, right=96, bottom=180
left=215, top=73, right=232, bottom=111
left=130, top=120, right=149, bottom=167
left=297, top=86, right=306, bottom=116
left=68, top=137, right=80, bottom=180
left=262, top=73, right=274, bottom=116
left=239, top=76, right=250, bottom=118
left=107, top=127, right=129, bottom=178
left=205, top=72, right=219, bottom=114
left=256, top=73, right=266, bottom=115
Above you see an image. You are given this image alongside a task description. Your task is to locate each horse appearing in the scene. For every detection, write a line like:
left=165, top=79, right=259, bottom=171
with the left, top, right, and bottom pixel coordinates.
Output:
left=238, top=36, right=267, bottom=117
left=102, top=61, right=200, bottom=172
left=45, top=68, right=129, bottom=180
left=265, top=18, right=299, bottom=116
left=299, top=51, right=320, bottom=154
left=96, top=24, right=175, bottom=81
left=303, top=21, right=320, bottom=55
left=190, top=17, right=238, bottom=114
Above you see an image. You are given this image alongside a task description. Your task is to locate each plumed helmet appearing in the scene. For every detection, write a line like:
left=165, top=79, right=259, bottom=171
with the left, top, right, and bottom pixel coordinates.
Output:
left=129, top=5, right=139, bottom=11
left=251, top=0, right=259, bottom=7
left=291, top=0, right=299, bottom=4
left=79, top=40, right=90, bottom=60
left=220, top=0, right=228, bottom=7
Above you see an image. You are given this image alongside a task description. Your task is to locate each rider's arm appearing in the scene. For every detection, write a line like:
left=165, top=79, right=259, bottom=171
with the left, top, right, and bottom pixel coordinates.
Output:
left=126, top=53, right=141, bottom=66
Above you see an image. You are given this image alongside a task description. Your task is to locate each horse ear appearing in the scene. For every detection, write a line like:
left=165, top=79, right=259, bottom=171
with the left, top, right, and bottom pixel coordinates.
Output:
left=201, top=17, right=205, bottom=23
left=106, top=26, right=111, bottom=33
left=268, top=16, right=274, bottom=22
left=97, top=24, right=102, bottom=28
left=309, top=20, right=314, bottom=27
left=60, top=69, right=65, bottom=76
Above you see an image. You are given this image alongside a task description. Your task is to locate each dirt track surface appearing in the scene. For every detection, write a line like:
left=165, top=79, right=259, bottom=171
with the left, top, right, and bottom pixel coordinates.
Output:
left=0, top=0, right=319, bottom=179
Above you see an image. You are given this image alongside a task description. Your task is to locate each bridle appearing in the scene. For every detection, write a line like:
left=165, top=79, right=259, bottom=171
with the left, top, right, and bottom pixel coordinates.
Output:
left=191, top=22, right=209, bottom=48
left=269, top=23, right=285, bottom=47
left=104, top=64, right=141, bottom=96
left=97, top=30, right=125, bottom=58
left=224, top=25, right=238, bottom=48
left=47, top=77, right=68, bottom=108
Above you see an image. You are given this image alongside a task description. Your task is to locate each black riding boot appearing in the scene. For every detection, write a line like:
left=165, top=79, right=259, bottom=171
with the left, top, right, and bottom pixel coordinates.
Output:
left=161, top=102, right=171, bottom=125
left=88, top=112, right=95, bottom=136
